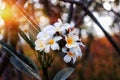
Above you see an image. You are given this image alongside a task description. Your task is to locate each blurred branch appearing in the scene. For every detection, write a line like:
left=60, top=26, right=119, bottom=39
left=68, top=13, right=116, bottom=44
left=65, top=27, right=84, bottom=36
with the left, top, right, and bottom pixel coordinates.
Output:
left=75, top=0, right=93, bottom=27
left=61, top=0, right=120, bottom=54
left=40, top=0, right=51, bottom=16
left=111, top=9, right=120, bottom=18
left=67, top=3, right=74, bottom=23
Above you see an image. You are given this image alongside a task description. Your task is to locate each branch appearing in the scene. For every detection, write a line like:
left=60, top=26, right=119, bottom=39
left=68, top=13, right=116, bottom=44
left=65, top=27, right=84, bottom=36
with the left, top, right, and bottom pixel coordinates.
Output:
left=67, top=3, right=74, bottom=23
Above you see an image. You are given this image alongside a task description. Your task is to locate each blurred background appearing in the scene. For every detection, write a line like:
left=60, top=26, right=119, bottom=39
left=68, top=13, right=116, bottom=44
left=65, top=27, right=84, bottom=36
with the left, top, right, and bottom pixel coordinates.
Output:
left=0, top=0, right=120, bottom=80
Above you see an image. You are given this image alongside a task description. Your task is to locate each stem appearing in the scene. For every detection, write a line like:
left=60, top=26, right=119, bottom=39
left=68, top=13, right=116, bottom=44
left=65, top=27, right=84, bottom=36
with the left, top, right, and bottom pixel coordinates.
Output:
left=43, top=67, right=49, bottom=80
left=38, top=52, right=49, bottom=80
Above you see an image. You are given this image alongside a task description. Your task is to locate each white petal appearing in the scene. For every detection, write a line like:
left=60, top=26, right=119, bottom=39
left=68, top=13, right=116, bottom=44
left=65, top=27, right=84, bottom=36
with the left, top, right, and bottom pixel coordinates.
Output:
left=35, top=38, right=42, bottom=45
left=66, top=43, right=77, bottom=48
left=79, top=42, right=85, bottom=47
left=51, top=43, right=59, bottom=50
left=43, top=25, right=55, bottom=35
left=59, top=23, right=70, bottom=32
left=72, top=56, right=77, bottom=63
left=35, top=39, right=46, bottom=51
left=37, top=32, right=44, bottom=39
left=76, top=49, right=82, bottom=57
left=54, top=19, right=62, bottom=28
left=37, top=32, right=51, bottom=40
left=45, top=45, right=50, bottom=53
left=72, top=28, right=80, bottom=35
left=39, top=48, right=44, bottom=52
left=54, top=36, right=62, bottom=42
left=35, top=44, right=44, bottom=51
left=61, top=23, right=71, bottom=29
left=62, top=47, right=67, bottom=53
left=72, top=35, right=79, bottom=41
left=74, top=47, right=82, bottom=57
left=58, top=19, right=62, bottom=24
left=63, top=55, right=71, bottom=63
left=35, top=46, right=41, bottom=50
left=42, top=25, right=54, bottom=31
left=66, top=44, right=73, bottom=48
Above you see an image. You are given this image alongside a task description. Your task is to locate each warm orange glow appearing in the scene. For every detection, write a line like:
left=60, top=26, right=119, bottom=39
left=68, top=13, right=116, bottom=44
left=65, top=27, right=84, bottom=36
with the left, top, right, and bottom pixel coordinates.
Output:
left=0, top=3, right=18, bottom=21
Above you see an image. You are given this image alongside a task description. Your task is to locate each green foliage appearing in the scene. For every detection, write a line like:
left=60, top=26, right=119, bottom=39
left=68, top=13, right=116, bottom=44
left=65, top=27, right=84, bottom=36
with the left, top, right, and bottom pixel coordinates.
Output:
left=28, top=25, right=38, bottom=43
left=53, top=67, right=74, bottom=80
left=0, top=41, right=41, bottom=80
left=18, top=29, right=35, bottom=49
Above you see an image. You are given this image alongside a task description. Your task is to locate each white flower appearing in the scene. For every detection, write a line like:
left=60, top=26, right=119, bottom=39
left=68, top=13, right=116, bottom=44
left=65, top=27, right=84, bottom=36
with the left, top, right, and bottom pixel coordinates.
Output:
left=45, top=36, right=62, bottom=53
left=37, top=25, right=55, bottom=40
left=71, top=28, right=80, bottom=35
left=37, top=19, right=71, bottom=39
left=65, top=31, right=80, bottom=48
left=53, top=19, right=71, bottom=34
left=62, top=46, right=82, bottom=63
left=35, top=38, right=46, bottom=51
left=37, top=31, right=51, bottom=40
left=35, top=36, right=62, bottom=53
left=42, top=25, right=56, bottom=35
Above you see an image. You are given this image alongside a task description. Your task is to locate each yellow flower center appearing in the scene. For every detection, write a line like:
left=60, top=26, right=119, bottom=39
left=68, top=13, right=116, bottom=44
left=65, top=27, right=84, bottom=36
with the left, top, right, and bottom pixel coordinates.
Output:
left=67, top=37, right=74, bottom=45
left=39, top=40, right=45, bottom=48
left=48, top=39, right=54, bottom=45
left=56, top=27, right=60, bottom=31
left=68, top=52, right=74, bottom=57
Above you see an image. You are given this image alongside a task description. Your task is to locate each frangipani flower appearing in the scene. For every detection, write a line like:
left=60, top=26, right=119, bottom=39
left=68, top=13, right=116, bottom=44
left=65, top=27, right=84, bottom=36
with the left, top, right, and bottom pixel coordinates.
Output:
left=35, top=38, right=46, bottom=52
left=45, top=36, right=62, bottom=53
left=35, top=28, right=62, bottom=53
left=53, top=19, right=71, bottom=34
left=37, top=31, right=51, bottom=41
left=62, top=46, right=82, bottom=63
left=42, top=25, right=56, bottom=35
left=37, top=25, right=56, bottom=40
left=35, top=36, right=62, bottom=53
left=65, top=31, right=80, bottom=48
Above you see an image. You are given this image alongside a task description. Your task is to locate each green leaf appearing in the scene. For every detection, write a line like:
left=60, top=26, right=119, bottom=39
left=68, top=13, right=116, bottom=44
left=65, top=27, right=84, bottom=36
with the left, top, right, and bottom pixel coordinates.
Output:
left=28, top=25, right=38, bottom=43
left=53, top=67, right=75, bottom=80
left=10, top=56, right=41, bottom=80
left=0, top=41, right=41, bottom=80
left=10, top=56, right=31, bottom=75
left=18, top=28, right=35, bottom=48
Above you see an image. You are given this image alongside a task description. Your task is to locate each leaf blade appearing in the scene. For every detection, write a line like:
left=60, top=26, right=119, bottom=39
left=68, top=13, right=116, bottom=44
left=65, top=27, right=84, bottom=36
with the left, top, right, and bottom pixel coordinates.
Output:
left=18, top=28, right=35, bottom=48
left=53, top=67, right=74, bottom=80
left=0, top=41, right=41, bottom=80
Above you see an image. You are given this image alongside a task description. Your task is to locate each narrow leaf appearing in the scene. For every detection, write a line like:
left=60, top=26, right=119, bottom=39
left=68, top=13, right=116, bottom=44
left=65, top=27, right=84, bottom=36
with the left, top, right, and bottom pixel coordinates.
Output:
left=10, top=56, right=41, bottom=80
left=28, top=25, right=38, bottom=43
left=18, top=28, right=35, bottom=48
left=53, top=67, right=74, bottom=80
left=10, top=56, right=31, bottom=75
left=0, top=41, right=41, bottom=80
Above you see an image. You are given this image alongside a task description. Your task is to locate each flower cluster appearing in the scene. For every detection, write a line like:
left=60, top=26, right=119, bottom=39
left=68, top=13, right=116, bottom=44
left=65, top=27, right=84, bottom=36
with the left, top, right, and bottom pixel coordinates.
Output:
left=35, top=19, right=84, bottom=63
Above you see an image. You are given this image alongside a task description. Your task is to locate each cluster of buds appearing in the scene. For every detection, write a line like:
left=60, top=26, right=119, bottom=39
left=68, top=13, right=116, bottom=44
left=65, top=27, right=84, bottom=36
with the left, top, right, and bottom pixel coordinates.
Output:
left=35, top=19, right=84, bottom=63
